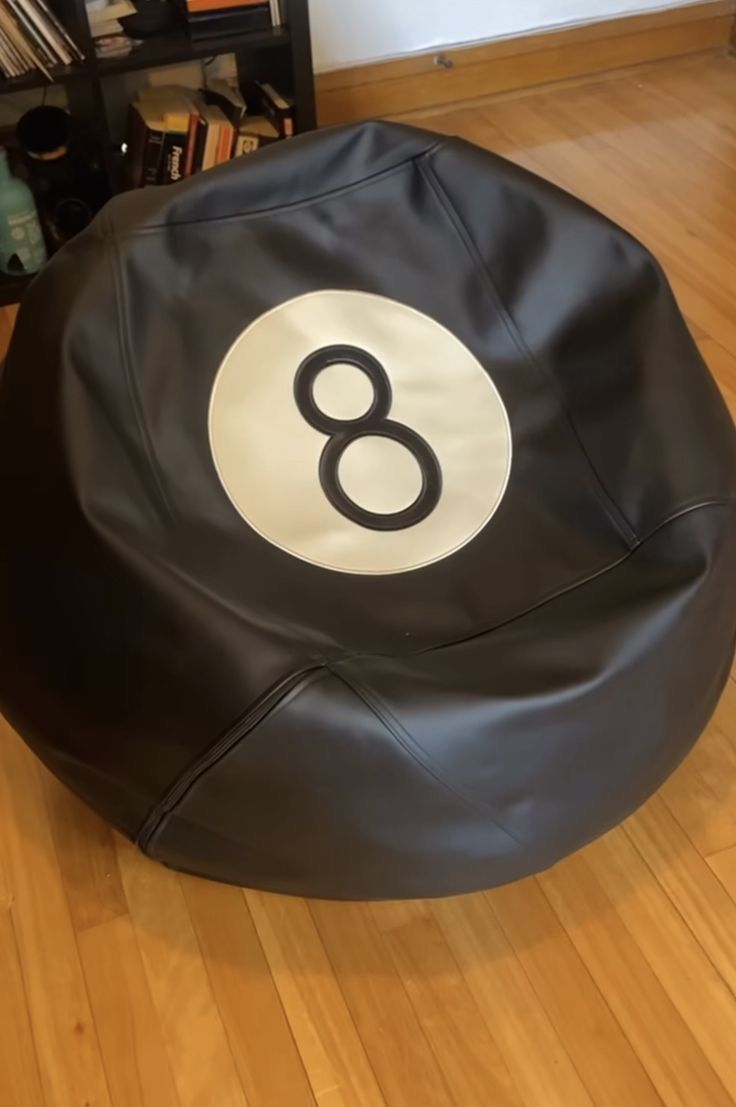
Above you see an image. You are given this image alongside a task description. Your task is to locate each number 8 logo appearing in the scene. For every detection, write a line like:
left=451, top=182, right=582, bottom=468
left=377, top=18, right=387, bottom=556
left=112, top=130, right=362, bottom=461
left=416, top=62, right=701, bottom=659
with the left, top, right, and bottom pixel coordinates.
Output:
left=294, top=345, right=443, bottom=531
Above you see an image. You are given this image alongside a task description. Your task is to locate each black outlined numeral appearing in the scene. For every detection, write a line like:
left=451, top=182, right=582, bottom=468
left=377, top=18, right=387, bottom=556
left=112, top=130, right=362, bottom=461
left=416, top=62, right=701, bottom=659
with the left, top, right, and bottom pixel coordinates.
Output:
left=294, top=345, right=442, bottom=531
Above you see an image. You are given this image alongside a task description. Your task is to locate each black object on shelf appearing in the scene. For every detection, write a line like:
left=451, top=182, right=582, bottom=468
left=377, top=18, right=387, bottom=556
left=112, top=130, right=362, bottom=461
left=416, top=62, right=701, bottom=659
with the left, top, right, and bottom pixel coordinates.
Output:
left=0, top=0, right=316, bottom=306
left=120, top=0, right=178, bottom=39
left=16, top=105, right=110, bottom=248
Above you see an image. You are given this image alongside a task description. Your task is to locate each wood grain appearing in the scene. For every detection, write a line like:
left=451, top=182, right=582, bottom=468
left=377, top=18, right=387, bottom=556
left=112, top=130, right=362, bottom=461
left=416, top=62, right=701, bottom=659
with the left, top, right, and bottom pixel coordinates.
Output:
left=709, top=843, right=736, bottom=901
left=586, top=826, right=736, bottom=1098
left=369, top=899, right=523, bottom=1107
left=0, top=721, right=112, bottom=1107
left=182, top=876, right=316, bottom=1107
left=309, top=900, right=456, bottom=1107
left=115, top=838, right=247, bottom=1107
left=431, top=893, right=594, bottom=1107
left=77, top=914, right=181, bottom=1107
left=246, top=890, right=387, bottom=1107
left=0, top=909, right=45, bottom=1107
left=42, top=775, right=128, bottom=933
left=316, top=2, right=735, bottom=123
left=1, top=50, right=736, bottom=1107
left=486, top=878, right=663, bottom=1106
left=539, top=853, right=734, bottom=1107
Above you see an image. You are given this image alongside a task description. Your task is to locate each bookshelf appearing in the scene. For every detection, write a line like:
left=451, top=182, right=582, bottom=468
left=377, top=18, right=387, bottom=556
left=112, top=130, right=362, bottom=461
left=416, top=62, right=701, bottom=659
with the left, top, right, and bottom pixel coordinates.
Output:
left=0, top=0, right=316, bottom=305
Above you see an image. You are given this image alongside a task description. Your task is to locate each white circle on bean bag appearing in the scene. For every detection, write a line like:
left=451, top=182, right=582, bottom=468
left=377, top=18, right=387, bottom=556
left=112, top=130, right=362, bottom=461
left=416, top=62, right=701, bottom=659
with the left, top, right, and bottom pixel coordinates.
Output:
left=209, top=290, right=512, bottom=574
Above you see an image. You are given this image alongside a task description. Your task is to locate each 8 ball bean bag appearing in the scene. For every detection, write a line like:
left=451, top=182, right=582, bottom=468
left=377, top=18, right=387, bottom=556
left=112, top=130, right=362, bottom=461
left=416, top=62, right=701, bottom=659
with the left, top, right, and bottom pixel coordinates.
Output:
left=0, top=121, right=734, bottom=898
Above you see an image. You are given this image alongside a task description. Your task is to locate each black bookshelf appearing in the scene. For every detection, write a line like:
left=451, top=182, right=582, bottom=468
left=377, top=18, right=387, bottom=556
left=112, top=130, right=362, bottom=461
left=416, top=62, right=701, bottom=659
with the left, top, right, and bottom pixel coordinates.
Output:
left=0, top=0, right=316, bottom=305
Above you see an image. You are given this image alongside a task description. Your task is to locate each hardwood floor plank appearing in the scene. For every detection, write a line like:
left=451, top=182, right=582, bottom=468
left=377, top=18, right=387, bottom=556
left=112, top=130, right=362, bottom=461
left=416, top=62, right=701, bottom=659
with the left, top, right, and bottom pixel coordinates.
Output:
left=0, top=720, right=112, bottom=1107
left=661, top=722, right=736, bottom=857
left=78, top=914, right=181, bottom=1107
left=708, top=844, right=736, bottom=903
left=431, top=894, right=594, bottom=1107
left=713, top=675, right=736, bottom=739
left=586, top=827, right=736, bottom=1097
left=42, top=774, right=128, bottom=934
left=624, top=796, right=736, bottom=997
left=181, top=876, right=316, bottom=1107
left=114, top=838, right=247, bottom=1107
left=698, top=336, right=736, bottom=394
left=0, top=908, right=46, bottom=1107
left=370, top=899, right=524, bottom=1107
left=539, top=853, right=733, bottom=1107
left=309, top=900, right=456, bottom=1107
left=554, top=85, right=736, bottom=245
left=486, top=877, right=663, bottom=1106
left=246, top=890, right=387, bottom=1107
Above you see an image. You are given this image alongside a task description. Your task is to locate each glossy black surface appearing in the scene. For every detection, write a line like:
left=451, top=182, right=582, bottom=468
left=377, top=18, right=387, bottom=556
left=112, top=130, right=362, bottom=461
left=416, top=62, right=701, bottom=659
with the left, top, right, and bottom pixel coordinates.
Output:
left=1, top=122, right=734, bottom=898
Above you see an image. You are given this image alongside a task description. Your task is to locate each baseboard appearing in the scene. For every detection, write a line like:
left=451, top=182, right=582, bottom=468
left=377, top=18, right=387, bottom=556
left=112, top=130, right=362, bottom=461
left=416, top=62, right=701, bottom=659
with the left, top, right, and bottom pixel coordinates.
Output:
left=315, top=1, right=736, bottom=124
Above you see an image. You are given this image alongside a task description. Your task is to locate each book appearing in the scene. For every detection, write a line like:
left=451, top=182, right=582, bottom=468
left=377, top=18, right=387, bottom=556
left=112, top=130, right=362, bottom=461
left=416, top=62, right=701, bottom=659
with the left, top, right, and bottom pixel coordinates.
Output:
left=234, top=114, right=279, bottom=155
left=190, top=114, right=208, bottom=174
left=182, top=108, right=200, bottom=177
left=142, top=129, right=164, bottom=186
left=8, top=1, right=69, bottom=65
left=5, top=0, right=56, bottom=67
left=0, top=26, right=23, bottom=75
left=87, top=0, right=135, bottom=21
left=201, top=78, right=247, bottom=128
left=94, top=32, right=135, bottom=56
left=127, top=87, right=195, bottom=186
left=0, top=3, right=51, bottom=77
left=160, top=114, right=189, bottom=183
left=250, top=79, right=294, bottom=137
left=185, top=0, right=266, bottom=12
left=216, top=118, right=234, bottom=164
left=27, top=0, right=84, bottom=61
left=0, top=0, right=83, bottom=77
left=198, top=102, right=226, bottom=170
left=180, top=3, right=271, bottom=38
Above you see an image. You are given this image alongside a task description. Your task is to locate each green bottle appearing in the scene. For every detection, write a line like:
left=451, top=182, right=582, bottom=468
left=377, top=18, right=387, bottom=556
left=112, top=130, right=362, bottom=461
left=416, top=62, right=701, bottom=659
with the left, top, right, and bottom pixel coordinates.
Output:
left=0, top=147, right=46, bottom=277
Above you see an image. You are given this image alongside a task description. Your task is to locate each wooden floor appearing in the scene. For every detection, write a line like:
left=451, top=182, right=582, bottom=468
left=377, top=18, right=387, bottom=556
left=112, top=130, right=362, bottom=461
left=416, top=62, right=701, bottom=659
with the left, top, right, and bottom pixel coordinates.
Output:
left=2, top=49, right=736, bottom=1107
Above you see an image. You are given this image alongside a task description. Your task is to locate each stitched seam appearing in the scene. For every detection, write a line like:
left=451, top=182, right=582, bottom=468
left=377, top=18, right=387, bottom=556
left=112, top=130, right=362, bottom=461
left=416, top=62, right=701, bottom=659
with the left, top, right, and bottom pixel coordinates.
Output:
left=327, top=664, right=528, bottom=847
left=410, top=497, right=736, bottom=657
left=109, top=144, right=444, bottom=237
left=138, top=667, right=328, bottom=846
left=419, top=148, right=640, bottom=549
left=109, top=227, right=176, bottom=522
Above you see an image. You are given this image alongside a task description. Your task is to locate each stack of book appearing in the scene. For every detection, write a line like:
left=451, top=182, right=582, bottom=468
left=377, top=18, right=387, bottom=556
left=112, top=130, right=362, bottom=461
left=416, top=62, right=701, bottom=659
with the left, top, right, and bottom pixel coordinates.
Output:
left=0, top=0, right=83, bottom=79
left=125, top=79, right=294, bottom=187
left=175, top=0, right=280, bottom=41
left=85, top=0, right=135, bottom=58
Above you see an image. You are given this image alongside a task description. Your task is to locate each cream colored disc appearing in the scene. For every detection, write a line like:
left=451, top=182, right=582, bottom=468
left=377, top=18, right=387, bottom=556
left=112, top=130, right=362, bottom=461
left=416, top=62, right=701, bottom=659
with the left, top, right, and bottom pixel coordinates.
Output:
left=209, top=290, right=511, bottom=575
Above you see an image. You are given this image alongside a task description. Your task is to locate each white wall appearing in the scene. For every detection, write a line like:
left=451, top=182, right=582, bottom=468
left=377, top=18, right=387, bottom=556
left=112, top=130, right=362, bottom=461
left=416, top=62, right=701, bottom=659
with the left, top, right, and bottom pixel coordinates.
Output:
left=310, top=0, right=700, bottom=71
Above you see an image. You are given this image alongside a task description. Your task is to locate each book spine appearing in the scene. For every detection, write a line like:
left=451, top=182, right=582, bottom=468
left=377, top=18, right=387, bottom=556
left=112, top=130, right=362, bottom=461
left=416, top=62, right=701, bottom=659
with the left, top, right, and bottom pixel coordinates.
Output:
left=0, top=4, right=50, bottom=77
left=255, top=82, right=294, bottom=138
left=202, top=120, right=219, bottom=170
left=124, top=104, right=146, bottom=188
left=6, top=0, right=56, bottom=66
left=0, top=27, right=23, bottom=75
left=12, top=0, right=71, bottom=65
left=186, top=0, right=268, bottom=11
left=182, top=112, right=200, bottom=177
left=142, top=129, right=164, bottom=186
left=191, top=116, right=208, bottom=174
left=28, top=0, right=84, bottom=60
left=160, top=130, right=187, bottom=184
left=183, top=6, right=271, bottom=37
left=216, top=123, right=234, bottom=164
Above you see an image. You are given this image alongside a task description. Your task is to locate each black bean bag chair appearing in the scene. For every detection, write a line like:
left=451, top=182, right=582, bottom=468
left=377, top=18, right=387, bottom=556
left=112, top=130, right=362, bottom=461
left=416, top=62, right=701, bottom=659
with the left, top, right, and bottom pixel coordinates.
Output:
left=1, top=121, right=734, bottom=899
